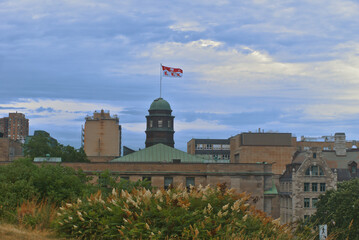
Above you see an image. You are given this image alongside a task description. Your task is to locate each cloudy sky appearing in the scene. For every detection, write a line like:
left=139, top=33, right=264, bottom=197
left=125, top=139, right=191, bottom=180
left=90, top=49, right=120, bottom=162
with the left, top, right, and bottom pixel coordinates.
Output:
left=1, top=0, right=359, bottom=151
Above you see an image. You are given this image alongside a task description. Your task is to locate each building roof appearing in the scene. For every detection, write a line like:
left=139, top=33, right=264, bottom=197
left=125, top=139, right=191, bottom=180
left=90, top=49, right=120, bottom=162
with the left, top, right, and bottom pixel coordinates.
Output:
left=283, top=149, right=359, bottom=182
left=190, top=138, right=230, bottom=144
left=112, top=143, right=214, bottom=163
left=264, top=181, right=278, bottom=195
left=149, top=98, right=171, bottom=111
left=34, top=157, right=61, bottom=162
left=292, top=150, right=359, bottom=168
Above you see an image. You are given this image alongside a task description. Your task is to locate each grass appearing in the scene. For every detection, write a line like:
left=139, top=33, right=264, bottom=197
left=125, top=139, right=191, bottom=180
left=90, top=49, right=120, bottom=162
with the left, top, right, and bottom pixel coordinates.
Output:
left=0, top=223, right=61, bottom=240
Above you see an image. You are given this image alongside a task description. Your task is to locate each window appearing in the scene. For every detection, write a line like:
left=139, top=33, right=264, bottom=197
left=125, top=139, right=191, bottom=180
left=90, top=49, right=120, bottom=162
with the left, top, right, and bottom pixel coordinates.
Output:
left=304, top=183, right=310, bottom=192
left=204, top=144, right=211, bottom=150
left=313, top=153, right=316, bottom=158
left=312, top=183, right=318, bottom=192
left=168, top=120, right=171, bottom=128
left=304, top=215, right=310, bottom=223
left=164, top=177, right=173, bottom=190
left=305, top=166, right=324, bottom=176
left=172, top=159, right=181, bottom=163
left=149, top=120, right=153, bottom=128
left=158, top=120, right=163, bottom=128
left=320, top=183, right=326, bottom=192
left=304, top=198, right=310, bottom=208
left=120, top=176, right=129, bottom=181
left=186, top=177, right=195, bottom=189
left=312, top=198, right=318, bottom=208
left=213, top=144, right=221, bottom=150
left=196, top=144, right=203, bottom=150
left=222, top=144, right=230, bottom=150
left=352, top=166, right=357, bottom=174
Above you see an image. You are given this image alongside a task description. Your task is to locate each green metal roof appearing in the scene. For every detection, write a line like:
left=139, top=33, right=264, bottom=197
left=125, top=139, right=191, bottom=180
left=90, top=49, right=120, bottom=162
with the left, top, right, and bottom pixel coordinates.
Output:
left=149, top=98, right=171, bottom=111
left=112, top=143, right=212, bottom=163
left=264, top=181, right=278, bottom=195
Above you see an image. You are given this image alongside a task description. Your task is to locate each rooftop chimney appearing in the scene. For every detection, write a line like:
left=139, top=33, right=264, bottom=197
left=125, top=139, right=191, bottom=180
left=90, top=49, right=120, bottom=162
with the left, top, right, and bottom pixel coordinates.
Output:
left=334, top=133, right=346, bottom=156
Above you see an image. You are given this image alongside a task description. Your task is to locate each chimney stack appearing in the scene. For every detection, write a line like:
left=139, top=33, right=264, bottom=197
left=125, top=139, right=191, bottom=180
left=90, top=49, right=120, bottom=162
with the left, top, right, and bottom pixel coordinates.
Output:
left=334, top=133, right=346, bottom=156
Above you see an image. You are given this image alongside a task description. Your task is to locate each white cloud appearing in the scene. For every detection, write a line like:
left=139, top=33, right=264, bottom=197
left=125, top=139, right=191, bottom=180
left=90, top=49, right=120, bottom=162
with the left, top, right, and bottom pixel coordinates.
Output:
left=0, top=99, right=124, bottom=126
left=121, top=122, right=146, bottom=133
left=169, top=21, right=205, bottom=32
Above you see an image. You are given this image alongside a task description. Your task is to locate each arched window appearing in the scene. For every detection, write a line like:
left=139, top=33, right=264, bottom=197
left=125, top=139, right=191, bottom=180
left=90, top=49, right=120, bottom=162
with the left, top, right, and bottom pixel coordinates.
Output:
left=305, top=165, right=324, bottom=176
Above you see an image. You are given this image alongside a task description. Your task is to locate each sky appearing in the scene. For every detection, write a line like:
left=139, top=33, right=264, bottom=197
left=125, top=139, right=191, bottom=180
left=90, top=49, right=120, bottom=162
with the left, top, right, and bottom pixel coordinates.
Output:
left=1, top=0, right=359, bottom=151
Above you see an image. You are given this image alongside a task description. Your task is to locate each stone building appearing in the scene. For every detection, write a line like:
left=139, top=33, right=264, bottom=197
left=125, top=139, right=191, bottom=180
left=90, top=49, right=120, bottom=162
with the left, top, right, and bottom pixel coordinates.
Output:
left=83, top=110, right=121, bottom=162
left=145, top=98, right=175, bottom=148
left=59, top=142, right=279, bottom=216
left=228, top=132, right=359, bottom=175
left=0, top=138, right=23, bottom=162
left=279, top=133, right=359, bottom=224
left=229, top=132, right=297, bottom=175
left=187, top=138, right=230, bottom=162
left=0, top=112, right=29, bottom=142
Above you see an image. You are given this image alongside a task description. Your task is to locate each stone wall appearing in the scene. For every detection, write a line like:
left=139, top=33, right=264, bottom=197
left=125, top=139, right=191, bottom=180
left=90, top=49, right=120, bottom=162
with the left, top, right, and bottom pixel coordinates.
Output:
left=0, top=138, right=23, bottom=162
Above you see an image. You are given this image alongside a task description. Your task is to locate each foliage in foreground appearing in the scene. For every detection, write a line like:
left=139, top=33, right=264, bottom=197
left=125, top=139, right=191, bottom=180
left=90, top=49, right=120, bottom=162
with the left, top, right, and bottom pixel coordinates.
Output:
left=0, top=158, right=90, bottom=222
left=310, top=178, right=359, bottom=240
left=54, top=184, right=298, bottom=240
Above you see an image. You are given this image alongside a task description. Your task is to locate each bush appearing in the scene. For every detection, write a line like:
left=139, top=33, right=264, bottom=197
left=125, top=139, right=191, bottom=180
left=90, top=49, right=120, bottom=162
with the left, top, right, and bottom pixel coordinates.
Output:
left=54, top=184, right=294, bottom=239
left=0, top=158, right=91, bottom=223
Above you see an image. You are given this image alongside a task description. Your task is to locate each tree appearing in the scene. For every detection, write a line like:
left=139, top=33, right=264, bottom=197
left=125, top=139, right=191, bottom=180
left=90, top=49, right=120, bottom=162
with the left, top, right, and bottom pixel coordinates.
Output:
left=310, top=178, right=359, bottom=240
left=24, top=132, right=89, bottom=162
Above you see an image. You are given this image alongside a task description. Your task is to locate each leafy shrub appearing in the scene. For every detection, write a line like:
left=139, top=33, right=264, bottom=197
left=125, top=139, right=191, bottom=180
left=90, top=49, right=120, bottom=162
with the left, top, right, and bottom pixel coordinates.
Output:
left=0, top=158, right=91, bottom=223
left=54, top=184, right=294, bottom=239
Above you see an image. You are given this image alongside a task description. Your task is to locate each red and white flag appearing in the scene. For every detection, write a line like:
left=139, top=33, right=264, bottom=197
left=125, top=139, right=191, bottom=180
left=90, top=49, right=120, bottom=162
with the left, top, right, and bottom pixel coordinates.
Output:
left=162, top=65, right=183, bottom=78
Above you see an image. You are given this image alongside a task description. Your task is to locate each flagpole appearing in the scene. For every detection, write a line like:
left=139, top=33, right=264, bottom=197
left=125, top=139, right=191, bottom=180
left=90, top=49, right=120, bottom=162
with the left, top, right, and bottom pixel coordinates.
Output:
left=160, top=63, right=162, bottom=98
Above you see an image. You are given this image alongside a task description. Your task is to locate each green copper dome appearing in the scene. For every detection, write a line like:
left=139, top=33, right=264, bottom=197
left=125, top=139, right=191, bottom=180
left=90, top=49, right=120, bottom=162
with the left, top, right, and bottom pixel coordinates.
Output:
left=149, top=98, right=172, bottom=111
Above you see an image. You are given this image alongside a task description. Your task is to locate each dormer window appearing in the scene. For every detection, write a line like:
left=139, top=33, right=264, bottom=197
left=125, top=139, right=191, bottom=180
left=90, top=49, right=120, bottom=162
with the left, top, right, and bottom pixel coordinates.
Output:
left=348, top=161, right=357, bottom=174
left=305, top=165, right=324, bottom=176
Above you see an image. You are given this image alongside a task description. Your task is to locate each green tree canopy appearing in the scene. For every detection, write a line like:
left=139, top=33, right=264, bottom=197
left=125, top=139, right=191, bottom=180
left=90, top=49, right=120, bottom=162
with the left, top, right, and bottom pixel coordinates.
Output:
left=24, top=131, right=89, bottom=162
left=310, top=178, right=359, bottom=240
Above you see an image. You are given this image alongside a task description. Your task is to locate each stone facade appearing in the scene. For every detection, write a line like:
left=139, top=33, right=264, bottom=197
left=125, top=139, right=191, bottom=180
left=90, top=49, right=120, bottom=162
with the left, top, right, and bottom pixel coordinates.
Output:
left=83, top=110, right=121, bottom=159
left=57, top=161, right=278, bottom=217
left=229, top=132, right=359, bottom=175
left=229, top=133, right=297, bottom=175
left=279, top=134, right=359, bottom=224
left=0, top=138, right=23, bottom=162
left=279, top=148, right=337, bottom=224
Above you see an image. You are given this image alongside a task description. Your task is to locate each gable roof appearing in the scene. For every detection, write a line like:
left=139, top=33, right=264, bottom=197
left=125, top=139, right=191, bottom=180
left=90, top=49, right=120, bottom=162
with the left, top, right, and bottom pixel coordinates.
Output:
left=111, top=143, right=219, bottom=163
